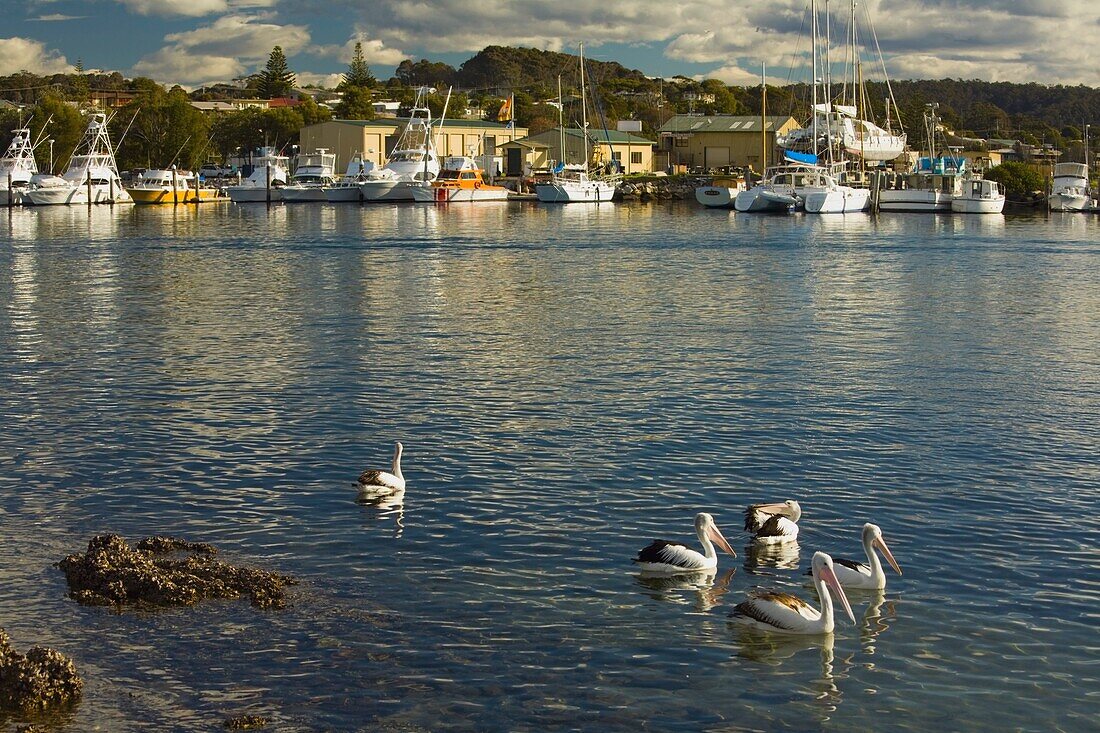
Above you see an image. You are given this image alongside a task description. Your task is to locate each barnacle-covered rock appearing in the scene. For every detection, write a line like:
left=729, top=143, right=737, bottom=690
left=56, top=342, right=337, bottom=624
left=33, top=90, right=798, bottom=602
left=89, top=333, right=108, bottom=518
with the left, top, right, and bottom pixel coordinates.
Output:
left=0, top=628, right=83, bottom=713
left=57, top=535, right=296, bottom=610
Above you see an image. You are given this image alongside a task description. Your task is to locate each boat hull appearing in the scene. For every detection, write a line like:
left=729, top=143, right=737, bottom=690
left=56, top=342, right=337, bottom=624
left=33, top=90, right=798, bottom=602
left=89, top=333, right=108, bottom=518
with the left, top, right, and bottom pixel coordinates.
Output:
left=128, top=187, right=220, bottom=205
left=324, top=185, right=363, bottom=203
left=24, top=184, right=131, bottom=206
left=694, top=186, right=742, bottom=208
left=411, top=185, right=511, bottom=203
left=734, top=187, right=795, bottom=213
left=1048, top=193, right=1091, bottom=212
left=226, top=186, right=283, bottom=203
left=360, top=180, right=416, bottom=202
left=877, top=189, right=953, bottom=212
left=536, top=181, right=615, bottom=203
left=951, top=197, right=1005, bottom=214
left=0, top=188, right=28, bottom=206
left=281, top=186, right=329, bottom=202
left=804, top=187, right=870, bottom=213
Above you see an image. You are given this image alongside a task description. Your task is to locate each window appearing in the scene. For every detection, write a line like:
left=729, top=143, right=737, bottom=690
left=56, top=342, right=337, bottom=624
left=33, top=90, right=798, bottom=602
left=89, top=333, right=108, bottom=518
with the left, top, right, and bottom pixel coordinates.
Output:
left=675, top=137, right=688, bottom=147
left=611, top=151, right=622, bottom=161
left=631, top=152, right=642, bottom=165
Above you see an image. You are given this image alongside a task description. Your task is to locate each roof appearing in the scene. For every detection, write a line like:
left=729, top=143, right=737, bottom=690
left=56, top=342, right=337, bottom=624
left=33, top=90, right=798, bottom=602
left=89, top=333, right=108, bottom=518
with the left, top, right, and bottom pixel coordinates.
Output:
left=659, top=114, right=799, bottom=134
left=509, top=126, right=653, bottom=146
left=327, top=117, right=516, bottom=130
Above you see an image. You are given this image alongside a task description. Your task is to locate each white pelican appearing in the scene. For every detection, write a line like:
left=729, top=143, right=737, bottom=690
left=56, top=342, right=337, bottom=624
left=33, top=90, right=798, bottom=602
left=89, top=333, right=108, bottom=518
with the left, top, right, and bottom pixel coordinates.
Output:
left=729, top=551, right=855, bottom=635
left=633, top=512, right=737, bottom=574
left=815, top=523, right=902, bottom=590
left=744, top=500, right=801, bottom=544
left=356, top=441, right=405, bottom=492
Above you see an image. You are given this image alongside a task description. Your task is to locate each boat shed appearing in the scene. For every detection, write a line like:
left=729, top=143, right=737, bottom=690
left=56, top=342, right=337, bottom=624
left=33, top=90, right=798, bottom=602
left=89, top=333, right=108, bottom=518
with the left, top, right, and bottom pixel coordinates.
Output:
left=499, top=127, right=655, bottom=176
left=300, top=118, right=528, bottom=172
left=657, top=115, right=801, bottom=172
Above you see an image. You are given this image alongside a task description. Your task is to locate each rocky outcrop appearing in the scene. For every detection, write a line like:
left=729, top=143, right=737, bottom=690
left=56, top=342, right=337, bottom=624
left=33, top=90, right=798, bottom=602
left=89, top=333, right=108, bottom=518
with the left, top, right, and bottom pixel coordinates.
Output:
left=0, top=628, right=83, bottom=714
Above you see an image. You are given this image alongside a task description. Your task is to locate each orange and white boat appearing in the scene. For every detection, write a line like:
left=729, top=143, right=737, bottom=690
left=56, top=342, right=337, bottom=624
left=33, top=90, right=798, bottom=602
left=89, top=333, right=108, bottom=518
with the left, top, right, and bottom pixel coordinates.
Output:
left=127, top=168, right=221, bottom=204
left=410, top=156, right=511, bottom=202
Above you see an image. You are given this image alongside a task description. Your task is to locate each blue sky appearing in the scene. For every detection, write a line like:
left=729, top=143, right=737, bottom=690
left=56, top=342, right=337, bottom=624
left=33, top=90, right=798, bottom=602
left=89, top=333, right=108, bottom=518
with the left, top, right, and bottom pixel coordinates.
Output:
left=4, top=1, right=1099, bottom=89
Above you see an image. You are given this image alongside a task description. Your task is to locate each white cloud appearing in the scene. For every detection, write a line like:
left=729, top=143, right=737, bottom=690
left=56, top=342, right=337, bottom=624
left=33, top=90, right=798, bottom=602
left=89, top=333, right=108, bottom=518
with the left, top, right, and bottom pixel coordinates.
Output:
left=0, top=37, right=73, bottom=75
left=295, top=71, right=344, bottom=88
left=115, top=0, right=279, bottom=17
left=312, top=35, right=407, bottom=67
left=132, top=14, right=310, bottom=86
left=28, top=14, right=86, bottom=21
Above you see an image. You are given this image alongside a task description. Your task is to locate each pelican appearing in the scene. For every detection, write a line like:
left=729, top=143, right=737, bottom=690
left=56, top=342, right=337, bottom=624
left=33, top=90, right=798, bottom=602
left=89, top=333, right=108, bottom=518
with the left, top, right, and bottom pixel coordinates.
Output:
left=729, top=551, right=855, bottom=635
left=356, top=441, right=405, bottom=492
left=633, top=512, right=737, bottom=574
left=813, top=523, right=902, bottom=590
left=744, top=500, right=801, bottom=544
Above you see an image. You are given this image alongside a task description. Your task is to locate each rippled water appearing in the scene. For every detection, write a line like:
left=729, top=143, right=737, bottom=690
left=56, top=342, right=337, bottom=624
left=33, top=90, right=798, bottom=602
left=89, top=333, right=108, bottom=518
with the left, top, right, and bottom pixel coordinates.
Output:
left=1, top=203, right=1098, bottom=731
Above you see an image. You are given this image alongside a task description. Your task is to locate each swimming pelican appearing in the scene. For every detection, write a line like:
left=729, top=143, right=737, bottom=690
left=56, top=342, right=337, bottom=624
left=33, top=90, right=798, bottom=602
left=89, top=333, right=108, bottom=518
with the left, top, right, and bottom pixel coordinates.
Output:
left=356, top=441, right=405, bottom=492
left=813, top=523, right=902, bottom=590
left=633, top=512, right=737, bottom=574
left=729, top=551, right=855, bottom=635
left=744, top=500, right=801, bottom=544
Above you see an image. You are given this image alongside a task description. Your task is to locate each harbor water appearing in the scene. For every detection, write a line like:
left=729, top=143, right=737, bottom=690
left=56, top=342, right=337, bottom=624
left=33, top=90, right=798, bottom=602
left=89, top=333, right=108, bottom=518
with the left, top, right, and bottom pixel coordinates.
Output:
left=1, top=203, right=1098, bottom=731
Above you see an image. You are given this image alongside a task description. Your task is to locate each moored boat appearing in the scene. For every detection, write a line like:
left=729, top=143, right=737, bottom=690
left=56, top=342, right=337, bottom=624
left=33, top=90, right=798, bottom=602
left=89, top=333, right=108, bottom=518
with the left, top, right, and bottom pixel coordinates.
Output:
left=0, top=127, right=38, bottom=206
left=24, top=113, right=131, bottom=206
left=410, top=156, right=511, bottom=202
left=951, top=176, right=1005, bottom=214
left=225, top=148, right=290, bottom=203
left=695, top=174, right=747, bottom=208
left=282, top=149, right=337, bottom=202
left=1048, top=163, right=1091, bottom=212
left=324, top=154, right=375, bottom=202
left=126, top=168, right=221, bottom=204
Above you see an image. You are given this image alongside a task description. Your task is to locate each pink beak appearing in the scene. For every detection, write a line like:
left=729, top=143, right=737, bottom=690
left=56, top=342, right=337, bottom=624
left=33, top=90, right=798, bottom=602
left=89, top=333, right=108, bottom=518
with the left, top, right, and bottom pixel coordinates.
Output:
left=707, top=524, right=737, bottom=558
left=875, top=537, right=902, bottom=575
left=820, top=563, right=856, bottom=624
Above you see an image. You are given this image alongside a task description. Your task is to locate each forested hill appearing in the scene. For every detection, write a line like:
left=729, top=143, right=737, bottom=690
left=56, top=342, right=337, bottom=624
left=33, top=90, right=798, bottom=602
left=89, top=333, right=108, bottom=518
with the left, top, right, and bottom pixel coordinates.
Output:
left=456, top=46, right=649, bottom=89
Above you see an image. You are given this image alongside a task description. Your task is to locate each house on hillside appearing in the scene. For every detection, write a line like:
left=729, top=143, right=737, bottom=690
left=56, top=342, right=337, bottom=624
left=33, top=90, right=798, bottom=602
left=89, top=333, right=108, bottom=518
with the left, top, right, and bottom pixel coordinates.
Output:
left=658, top=114, right=801, bottom=172
left=499, top=127, right=654, bottom=176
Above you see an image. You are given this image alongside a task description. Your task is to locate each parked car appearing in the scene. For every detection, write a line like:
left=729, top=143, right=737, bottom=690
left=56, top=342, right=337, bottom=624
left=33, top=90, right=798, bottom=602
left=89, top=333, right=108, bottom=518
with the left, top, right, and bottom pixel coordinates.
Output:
left=198, top=163, right=223, bottom=179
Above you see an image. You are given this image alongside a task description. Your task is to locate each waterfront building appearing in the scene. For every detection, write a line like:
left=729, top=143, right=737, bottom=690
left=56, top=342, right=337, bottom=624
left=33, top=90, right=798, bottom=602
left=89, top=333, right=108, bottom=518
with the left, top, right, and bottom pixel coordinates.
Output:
left=657, top=114, right=801, bottom=172
left=499, top=127, right=655, bottom=176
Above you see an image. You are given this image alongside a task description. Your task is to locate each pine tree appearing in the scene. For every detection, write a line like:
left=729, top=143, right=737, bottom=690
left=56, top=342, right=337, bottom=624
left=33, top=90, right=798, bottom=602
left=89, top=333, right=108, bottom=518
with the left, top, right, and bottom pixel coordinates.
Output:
left=258, top=46, right=296, bottom=99
left=72, top=57, right=89, bottom=103
left=341, top=42, right=376, bottom=89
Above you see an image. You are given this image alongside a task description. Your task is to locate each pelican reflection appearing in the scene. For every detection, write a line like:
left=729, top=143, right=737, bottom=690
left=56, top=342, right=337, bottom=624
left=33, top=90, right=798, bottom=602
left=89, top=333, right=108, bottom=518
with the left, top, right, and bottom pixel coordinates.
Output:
left=743, top=540, right=801, bottom=573
left=635, top=567, right=736, bottom=612
left=731, top=626, right=849, bottom=716
left=356, top=486, right=405, bottom=538
left=856, top=590, right=897, bottom=655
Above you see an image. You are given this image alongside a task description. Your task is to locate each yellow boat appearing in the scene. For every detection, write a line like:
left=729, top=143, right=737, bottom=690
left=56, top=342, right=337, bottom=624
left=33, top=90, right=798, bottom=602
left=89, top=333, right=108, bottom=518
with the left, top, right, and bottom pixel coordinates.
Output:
left=127, top=168, right=222, bottom=204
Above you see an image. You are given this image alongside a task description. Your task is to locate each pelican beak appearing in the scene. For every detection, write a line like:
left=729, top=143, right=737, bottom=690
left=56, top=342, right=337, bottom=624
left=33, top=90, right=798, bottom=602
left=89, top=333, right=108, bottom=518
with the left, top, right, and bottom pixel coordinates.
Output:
left=754, top=502, right=790, bottom=516
left=707, top=524, right=737, bottom=558
left=875, top=536, right=902, bottom=575
left=821, top=563, right=856, bottom=624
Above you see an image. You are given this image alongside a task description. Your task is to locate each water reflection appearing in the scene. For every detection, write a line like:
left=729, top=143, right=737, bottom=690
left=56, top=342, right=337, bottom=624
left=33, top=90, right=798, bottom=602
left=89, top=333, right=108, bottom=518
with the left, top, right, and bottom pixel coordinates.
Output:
left=356, top=486, right=406, bottom=538
left=855, top=591, right=897, bottom=655
left=743, top=541, right=801, bottom=572
left=634, top=568, right=735, bottom=612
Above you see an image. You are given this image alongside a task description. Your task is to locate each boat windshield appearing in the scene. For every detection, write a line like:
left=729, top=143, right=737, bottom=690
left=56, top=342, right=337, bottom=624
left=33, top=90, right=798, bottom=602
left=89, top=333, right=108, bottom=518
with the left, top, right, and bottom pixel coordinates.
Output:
left=390, top=151, right=425, bottom=162
left=437, top=170, right=460, bottom=180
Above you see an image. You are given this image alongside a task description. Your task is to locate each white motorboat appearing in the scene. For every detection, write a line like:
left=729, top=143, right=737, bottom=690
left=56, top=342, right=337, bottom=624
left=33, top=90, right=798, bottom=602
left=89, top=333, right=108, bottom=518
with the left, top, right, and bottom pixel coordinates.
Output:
left=536, top=46, right=618, bottom=204
left=1048, top=162, right=1091, bottom=212
left=410, top=156, right=511, bottom=202
left=951, top=176, right=1005, bottom=214
left=361, top=88, right=440, bottom=202
left=0, top=127, right=38, bottom=206
left=696, top=174, right=747, bottom=208
left=282, top=148, right=337, bottom=202
left=225, top=148, right=290, bottom=203
left=323, top=154, right=375, bottom=202
left=803, top=179, right=870, bottom=213
left=24, top=113, right=131, bottom=206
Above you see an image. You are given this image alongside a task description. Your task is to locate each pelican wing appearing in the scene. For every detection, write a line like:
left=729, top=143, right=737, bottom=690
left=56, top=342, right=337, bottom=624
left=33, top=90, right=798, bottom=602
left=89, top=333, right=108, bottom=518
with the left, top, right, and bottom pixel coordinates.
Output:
left=833, top=557, right=869, bottom=574
left=357, top=469, right=400, bottom=489
left=730, top=591, right=820, bottom=629
left=634, top=540, right=707, bottom=569
left=755, top=515, right=797, bottom=538
left=744, top=504, right=773, bottom=532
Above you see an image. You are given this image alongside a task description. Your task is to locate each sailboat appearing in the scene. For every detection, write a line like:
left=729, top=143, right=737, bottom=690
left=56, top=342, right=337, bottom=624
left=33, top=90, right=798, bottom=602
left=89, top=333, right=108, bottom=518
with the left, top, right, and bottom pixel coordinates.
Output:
left=0, top=127, right=39, bottom=206
left=536, top=44, right=617, bottom=203
left=24, top=113, right=131, bottom=206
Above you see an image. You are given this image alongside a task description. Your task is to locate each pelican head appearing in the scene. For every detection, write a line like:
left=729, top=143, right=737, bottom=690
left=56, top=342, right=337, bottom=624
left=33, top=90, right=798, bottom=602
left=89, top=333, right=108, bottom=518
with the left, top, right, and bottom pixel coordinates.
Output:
left=696, top=512, right=737, bottom=558
left=863, top=523, right=902, bottom=575
left=754, top=500, right=801, bottom=522
left=812, top=551, right=855, bottom=624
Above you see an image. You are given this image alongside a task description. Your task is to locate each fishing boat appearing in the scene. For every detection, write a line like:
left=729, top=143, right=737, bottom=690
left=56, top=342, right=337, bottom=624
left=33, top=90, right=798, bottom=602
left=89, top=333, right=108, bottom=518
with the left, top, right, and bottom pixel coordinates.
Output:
left=126, top=168, right=221, bottom=204
left=410, top=156, right=511, bottom=202
left=536, top=46, right=617, bottom=204
left=24, top=113, right=131, bottom=206
left=0, top=127, right=39, bottom=206
left=224, top=148, right=290, bottom=203
left=1048, top=163, right=1092, bottom=212
left=951, top=176, right=1005, bottom=214
left=877, top=105, right=967, bottom=212
left=323, top=154, right=375, bottom=202
left=282, top=148, right=337, bottom=202
left=360, top=87, right=441, bottom=202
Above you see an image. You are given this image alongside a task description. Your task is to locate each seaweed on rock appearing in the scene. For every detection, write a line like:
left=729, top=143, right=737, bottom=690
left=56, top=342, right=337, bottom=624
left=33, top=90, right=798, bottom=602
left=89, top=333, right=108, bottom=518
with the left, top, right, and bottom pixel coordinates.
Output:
left=57, top=534, right=297, bottom=610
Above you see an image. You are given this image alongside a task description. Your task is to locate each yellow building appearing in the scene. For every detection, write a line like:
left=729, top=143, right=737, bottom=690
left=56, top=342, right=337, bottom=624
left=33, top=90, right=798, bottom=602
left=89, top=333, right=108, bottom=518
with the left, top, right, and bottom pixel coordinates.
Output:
left=300, top=118, right=527, bottom=172
left=499, top=127, right=655, bottom=176
left=657, top=114, right=802, bottom=171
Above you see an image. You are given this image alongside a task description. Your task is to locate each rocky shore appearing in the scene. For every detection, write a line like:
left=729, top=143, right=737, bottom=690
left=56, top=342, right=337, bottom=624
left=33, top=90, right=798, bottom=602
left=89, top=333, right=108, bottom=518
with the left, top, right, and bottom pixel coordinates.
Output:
left=0, top=628, right=82, bottom=715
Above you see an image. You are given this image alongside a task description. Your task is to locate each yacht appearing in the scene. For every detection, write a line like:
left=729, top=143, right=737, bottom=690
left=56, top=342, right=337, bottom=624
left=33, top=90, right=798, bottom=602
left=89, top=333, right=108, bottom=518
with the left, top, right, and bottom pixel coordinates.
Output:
left=951, top=176, right=1005, bottom=214
left=0, top=127, right=38, bottom=206
left=282, top=149, right=337, bottom=202
left=779, top=103, right=906, bottom=163
left=361, top=89, right=440, bottom=202
left=1048, top=163, right=1092, bottom=212
left=735, top=161, right=861, bottom=212
left=225, top=148, right=291, bottom=203
left=24, top=113, right=131, bottom=206
left=323, top=154, right=375, bottom=202
left=878, top=156, right=966, bottom=212
left=410, top=156, right=510, bottom=202
left=127, top=168, right=220, bottom=204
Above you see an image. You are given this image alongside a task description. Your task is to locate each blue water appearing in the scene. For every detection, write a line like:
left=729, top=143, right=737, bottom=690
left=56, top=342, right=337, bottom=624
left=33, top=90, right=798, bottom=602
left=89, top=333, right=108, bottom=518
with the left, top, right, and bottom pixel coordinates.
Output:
left=1, top=203, right=1098, bottom=731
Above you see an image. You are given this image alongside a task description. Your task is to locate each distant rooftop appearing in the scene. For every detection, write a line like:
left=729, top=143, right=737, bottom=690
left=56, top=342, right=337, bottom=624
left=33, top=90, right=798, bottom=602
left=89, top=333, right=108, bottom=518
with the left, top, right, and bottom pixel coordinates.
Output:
left=659, top=114, right=799, bottom=134
left=329, top=117, right=516, bottom=130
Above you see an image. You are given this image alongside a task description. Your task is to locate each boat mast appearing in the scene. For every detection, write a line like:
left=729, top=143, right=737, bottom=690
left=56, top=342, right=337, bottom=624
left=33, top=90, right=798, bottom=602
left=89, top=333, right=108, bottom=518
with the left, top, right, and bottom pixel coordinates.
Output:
left=558, top=75, right=565, bottom=167
left=761, top=62, right=767, bottom=172
left=811, top=0, right=818, bottom=163
left=580, top=42, right=589, bottom=169
left=824, top=0, right=834, bottom=168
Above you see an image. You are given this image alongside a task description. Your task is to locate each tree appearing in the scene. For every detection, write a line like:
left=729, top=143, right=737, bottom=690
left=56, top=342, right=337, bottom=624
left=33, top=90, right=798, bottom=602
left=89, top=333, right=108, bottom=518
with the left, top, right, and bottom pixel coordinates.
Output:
left=258, top=46, right=296, bottom=99
left=334, top=87, right=375, bottom=120
left=341, top=42, right=376, bottom=89
left=71, top=57, right=89, bottom=103
left=113, top=81, right=211, bottom=171
left=984, top=161, right=1045, bottom=198
left=30, top=94, right=85, bottom=173
left=296, top=94, right=332, bottom=126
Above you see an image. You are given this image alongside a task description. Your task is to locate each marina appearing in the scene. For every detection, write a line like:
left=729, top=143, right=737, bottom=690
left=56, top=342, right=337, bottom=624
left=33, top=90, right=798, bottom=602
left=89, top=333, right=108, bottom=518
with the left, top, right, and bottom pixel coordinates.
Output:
left=1, top=202, right=1097, bottom=730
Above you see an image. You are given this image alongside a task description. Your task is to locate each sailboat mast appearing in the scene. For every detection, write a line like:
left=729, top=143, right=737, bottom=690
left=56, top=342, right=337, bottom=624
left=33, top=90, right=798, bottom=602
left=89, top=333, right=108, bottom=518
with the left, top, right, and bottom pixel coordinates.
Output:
left=762, top=62, right=767, bottom=172
left=811, top=0, right=818, bottom=161
left=824, top=0, right=834, bottom=167
left=580, top=43, right=588, bottom=169
left=558, top=75, right=565, bottom=166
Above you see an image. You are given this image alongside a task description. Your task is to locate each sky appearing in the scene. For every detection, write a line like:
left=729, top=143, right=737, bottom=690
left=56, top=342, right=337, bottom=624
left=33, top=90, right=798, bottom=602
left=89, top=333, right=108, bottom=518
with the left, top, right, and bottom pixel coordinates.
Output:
left=3, top=0, right=1099, bottom=90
